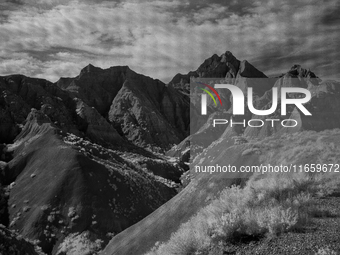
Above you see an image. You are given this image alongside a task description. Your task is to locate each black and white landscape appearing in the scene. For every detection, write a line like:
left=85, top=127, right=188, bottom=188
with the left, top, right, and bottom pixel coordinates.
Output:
left=0, top=1, right=340, bottom=255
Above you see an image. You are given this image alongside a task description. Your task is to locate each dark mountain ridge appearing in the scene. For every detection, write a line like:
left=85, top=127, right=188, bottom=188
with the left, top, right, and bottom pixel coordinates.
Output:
left=0, top=64, right=190, bottom=254
left=56, top=65, right=189, bottom=151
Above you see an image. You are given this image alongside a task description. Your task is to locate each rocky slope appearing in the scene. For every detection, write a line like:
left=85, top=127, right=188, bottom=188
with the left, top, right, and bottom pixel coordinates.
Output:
left=0, top=224, right=43, bottom=255
left=0, top=74, right=120, bottom=147
left=169, top=51, right=267, bottom=89
left=101, top=144, right=252, bottom=255
left=57, top=65, right=189, bottom=151
left=2, top=108, right=181, bottom=254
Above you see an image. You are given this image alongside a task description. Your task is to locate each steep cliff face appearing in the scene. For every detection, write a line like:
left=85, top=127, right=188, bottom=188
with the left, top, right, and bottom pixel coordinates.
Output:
left=56, top=65, right=129, bottom=116
left=73, top=98, right=123, bottom=145
left=0, top=73, right=128, bottom=149
left=0, top=64, right=191, bottom=151
left=108, top=78, right=189, bottom=150
left=57, top=65, right=190, bottom=151
left=196, top=51, right=241, bottom=78
left=169, top=51, right=263, bottom=87
left=0, top=75, right=79, bottom=144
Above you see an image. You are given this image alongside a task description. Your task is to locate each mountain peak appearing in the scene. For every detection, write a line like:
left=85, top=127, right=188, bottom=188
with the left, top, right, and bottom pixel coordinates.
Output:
left=221, top=51, right=237, bottom=62
left=288, top=64, right=318, bottom=78
left=196, top=50, right=240, bottom=78
left=80, top=64, right=103, bottom=74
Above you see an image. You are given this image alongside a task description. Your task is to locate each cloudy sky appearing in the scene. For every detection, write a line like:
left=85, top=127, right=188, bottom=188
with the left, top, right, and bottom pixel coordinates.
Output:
left=0, top=0, right=339, bottom=82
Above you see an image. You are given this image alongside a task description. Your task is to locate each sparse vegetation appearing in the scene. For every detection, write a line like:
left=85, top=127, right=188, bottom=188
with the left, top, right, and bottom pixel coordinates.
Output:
left=67, top=207, right=77, bottom=218
left=147, top=171, right=340, bottom=255
left=56, top=231, right=103, bottom=255
left=315, top=247, right=338, bottom=255
left=47, top=215, right=55, bottom=223
left=146, top=130, right=340, bottom=255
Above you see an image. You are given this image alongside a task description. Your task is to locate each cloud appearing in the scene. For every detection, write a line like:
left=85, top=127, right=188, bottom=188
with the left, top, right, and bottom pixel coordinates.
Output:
left=0, top=0, right=339, bottom=83
left=243, top=0, right=340, bottom=77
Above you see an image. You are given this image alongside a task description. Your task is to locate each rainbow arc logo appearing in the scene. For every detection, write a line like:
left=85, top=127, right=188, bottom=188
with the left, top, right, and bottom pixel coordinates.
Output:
left=197, top=82, right=222, bottom=107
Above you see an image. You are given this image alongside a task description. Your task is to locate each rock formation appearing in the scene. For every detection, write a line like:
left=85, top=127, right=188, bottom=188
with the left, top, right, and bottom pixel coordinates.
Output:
left=168, top=51, right=274, bottom=160
left=57, top=66, right=190, bottom=151
left=0, top=65, right=188, bottom=254
left=4, top=108, right=179, bottom=254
